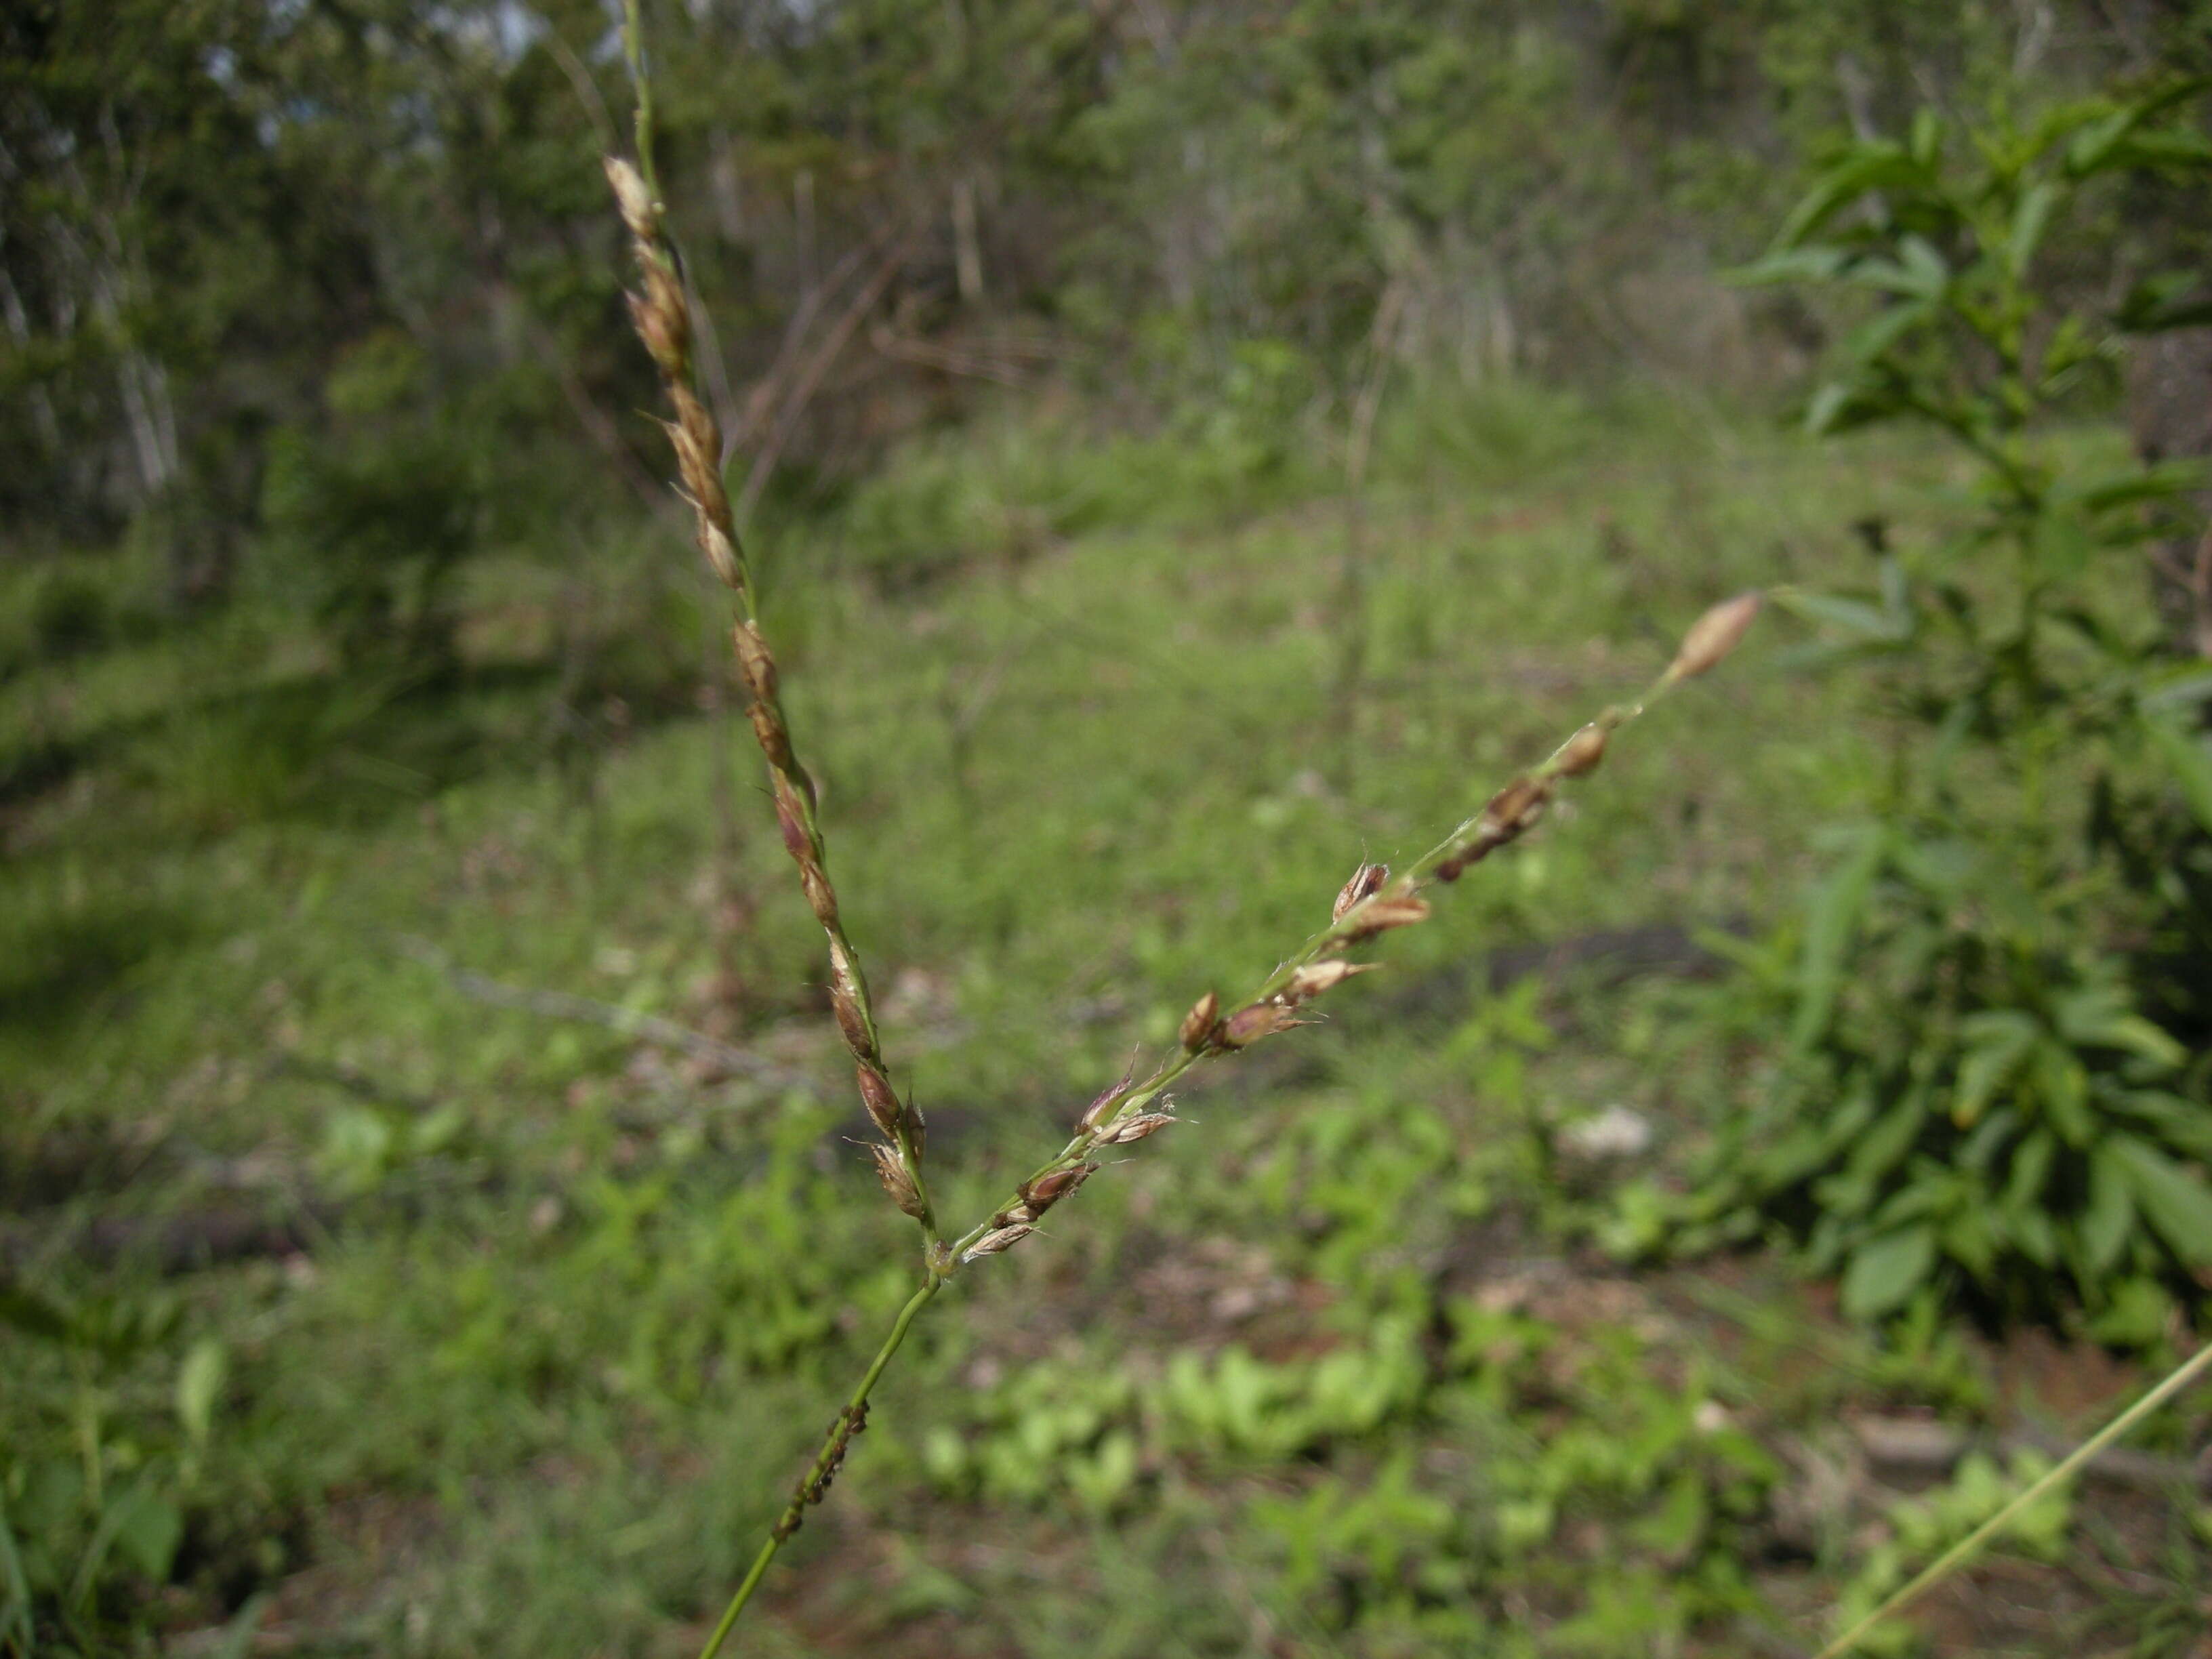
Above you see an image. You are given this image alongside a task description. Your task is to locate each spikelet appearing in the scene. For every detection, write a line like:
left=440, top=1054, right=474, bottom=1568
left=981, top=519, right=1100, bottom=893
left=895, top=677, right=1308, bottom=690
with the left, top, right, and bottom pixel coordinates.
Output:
left=1665, top=592, right=1763, bottom=683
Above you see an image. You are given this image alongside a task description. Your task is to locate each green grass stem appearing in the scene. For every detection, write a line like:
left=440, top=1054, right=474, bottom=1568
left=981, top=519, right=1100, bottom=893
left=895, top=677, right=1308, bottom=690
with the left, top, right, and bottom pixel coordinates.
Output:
left=1815, top=1339, right=2212, bottom=1659
left=699, top=1277, right=943, bottom=1659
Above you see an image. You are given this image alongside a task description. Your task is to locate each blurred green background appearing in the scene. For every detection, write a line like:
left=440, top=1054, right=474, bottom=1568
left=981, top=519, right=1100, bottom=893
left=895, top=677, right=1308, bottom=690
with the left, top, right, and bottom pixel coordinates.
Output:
left=5, top=3, right=2212, bottom=1655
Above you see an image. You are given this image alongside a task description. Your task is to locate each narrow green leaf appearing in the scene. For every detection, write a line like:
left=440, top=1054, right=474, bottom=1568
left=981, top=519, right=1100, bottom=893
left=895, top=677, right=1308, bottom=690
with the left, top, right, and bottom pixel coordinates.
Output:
left=1792, top=830, right=1885, bottom=1049
left=177, top=1338, right=227, bottom=1450
left=0, top=1282, right=75, bottom=1346
left=1776, top=146, right=1921, bottom=247
left=0, top=1489, right=31, bottom=1658
left=1909, top=107, right=1944, bottom=167
left=2116, top=270, right=2212, bottom=333
left=2108, top=1137, right=2212, bottom=1267
left=2065, top=78, right=2212, bottom=176
left=112, top=1490, right=183, bottom=1582
left=2005, top=182, right=2057, bottom=277
left=2075, top=458, right=2212, bottom=512
left=2001, top=1129, right=2056, bottom=1212
left=1841, top=1225, right=1936, bottom=1319
left=1775, top=590, right=1912, bottom=643
left=2081, top=1149, right=2134, bottom=1275
left=1952, top=1015, right=2035, bottom=1127
left=2139, top=665, right=2212, bottom=715
left=2141, top=712, right=2212, bottom=836
left=1725, top=245, right=1850, bottom=287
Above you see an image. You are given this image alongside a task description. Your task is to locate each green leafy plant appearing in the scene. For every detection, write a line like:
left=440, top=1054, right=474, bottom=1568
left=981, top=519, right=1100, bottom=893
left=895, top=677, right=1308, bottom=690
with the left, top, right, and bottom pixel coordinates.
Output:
left=1680, top=83, right=2212, bottom=1336
left=0, top=1279, right=226, bottom=1654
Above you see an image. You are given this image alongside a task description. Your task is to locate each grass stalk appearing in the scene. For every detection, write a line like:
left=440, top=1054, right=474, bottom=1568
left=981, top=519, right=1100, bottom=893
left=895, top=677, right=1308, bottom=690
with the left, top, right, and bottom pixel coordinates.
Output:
left=1814, top=1338, right=2212, bottom=1659
left=699, top=1278, right=943, bottom=1659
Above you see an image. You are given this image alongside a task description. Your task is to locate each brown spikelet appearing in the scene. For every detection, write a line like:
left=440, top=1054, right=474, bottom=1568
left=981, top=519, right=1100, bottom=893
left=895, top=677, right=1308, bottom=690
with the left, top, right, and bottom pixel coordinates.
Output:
left=603, top=158, right=655, bottom=235
left=1077, top=1065, right=1134, bottom=1133
left=867, top=1144, right=926, bottom=1219
left=1554, top=721, right=1610, bottom=777
left=1338, top=893, right=1431, bottom=941
left=1097, top=1111, right=1176, bottom=1145
left=1179, top=990, right=1221, bottom=1052
left=800, top=862, right=839, bottom=925
left=772, top=779, right=811, bottom=860
left=1666, top=592, right=1763, bottom=682
left=644, top=258, right=688, bottom=335
left=1332, top=861, right=1389, bottom=922
left=629, top=292, right=683, bottom=375
left=830, top=981, right=870, bottom=1056
left=750, top=701, right=796, bottom=771
left=672, top=380, right=715, bottom=454
left=856, top=1065, right=903, bottom=1139
left=1284, top=960, right=1376, bottom=1004
left=1482, top=775, right=1551, bottom=836
left=702, top=523, right=743, bottom=591
left=1217, top=1001, right=1305, bottom=1048
left=732, top=620, right=776, bottom=699
left=1019, top=1162, right=1097, bottom=1216
left=962, top=1222, right=1033, bottom=1263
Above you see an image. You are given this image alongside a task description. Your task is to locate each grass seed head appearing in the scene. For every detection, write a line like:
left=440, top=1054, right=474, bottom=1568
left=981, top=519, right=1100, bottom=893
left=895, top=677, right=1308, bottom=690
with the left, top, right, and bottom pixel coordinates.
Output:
left=1666, top=590, right=1763, bottom=682
left=1179, top=990, right=1221, bottom=1051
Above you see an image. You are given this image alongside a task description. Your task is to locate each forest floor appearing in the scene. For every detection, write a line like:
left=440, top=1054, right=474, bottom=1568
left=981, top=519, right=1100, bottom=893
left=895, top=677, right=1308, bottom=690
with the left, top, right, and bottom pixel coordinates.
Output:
left=5, top=393, right=2209, bottom=1657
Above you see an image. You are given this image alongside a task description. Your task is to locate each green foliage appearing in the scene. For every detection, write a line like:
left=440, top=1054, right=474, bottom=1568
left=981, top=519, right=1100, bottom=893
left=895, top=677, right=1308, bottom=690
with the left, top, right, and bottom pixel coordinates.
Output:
left=6, top=348, right=2200, bottom=1653
left=1685, top=84, right=2212, bottom=1338
left=0, top=1278, right=231, bottom=1654
left=829, top=350, right=1326, bottom=590
left=260, top=334, right=486, bottom=671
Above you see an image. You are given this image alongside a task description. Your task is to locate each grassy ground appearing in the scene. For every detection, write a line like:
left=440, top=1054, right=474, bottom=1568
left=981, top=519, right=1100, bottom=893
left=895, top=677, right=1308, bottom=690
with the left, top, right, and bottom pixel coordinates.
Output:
left=4, top=388, right=2207, bottom=1657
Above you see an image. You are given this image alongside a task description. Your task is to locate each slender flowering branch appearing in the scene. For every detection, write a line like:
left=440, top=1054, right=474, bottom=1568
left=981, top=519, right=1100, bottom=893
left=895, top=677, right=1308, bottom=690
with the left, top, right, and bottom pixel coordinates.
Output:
left=604, top=21, right=1778, bottom=1658
left=946, top=593, right=1763, bottom=1265
left=684, top=592, right=1762, bottom=1654
left=593, top=77, right=2209, bottom=1659
left=610, top=1, right=939, bottom=1252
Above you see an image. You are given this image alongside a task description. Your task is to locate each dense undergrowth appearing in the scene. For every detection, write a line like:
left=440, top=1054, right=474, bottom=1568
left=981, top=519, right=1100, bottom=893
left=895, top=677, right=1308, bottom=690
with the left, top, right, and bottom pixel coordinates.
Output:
left=3, top=385, right=2209, bottom=1656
